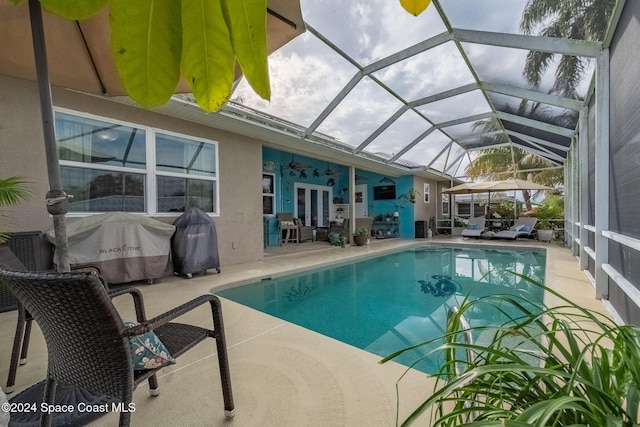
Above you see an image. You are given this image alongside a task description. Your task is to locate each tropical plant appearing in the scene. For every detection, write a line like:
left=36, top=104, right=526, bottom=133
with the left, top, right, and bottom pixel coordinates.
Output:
left=467, top=102, right=569, bottom=210
left=10, top=0, right=271, bottom=112
left=453, top=217, right=468, bottom=228
left=398, top=188, right=419, bottom=204
left=0, top=176, right=30, bottom=243
left=526, top=193, right=564, bottom=230
left=520, top=0, right=616, bottom=98
left=382, top=273, right=640, bottom=427
left=491, top=199, right=521, bottom=222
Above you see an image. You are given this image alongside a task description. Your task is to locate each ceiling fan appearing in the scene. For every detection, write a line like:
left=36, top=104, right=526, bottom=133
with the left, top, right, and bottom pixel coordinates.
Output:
left=283, top=154, right=312, bottom=179
left=324, top=162, right=343, bottom=177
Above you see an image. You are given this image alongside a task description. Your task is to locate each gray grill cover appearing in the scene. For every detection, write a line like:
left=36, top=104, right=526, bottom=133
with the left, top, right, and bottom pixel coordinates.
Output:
left=45, top=212, right=175, bottom=284
left=171, top=208, right=219, bottom=275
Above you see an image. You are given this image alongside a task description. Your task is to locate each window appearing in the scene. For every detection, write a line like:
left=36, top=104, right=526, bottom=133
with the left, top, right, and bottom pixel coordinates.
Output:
left=55, top=110, right=219, bottom=215
left=442, top=193, right=450, bottom=216
left=423, top=183, right=430, bottom=203
left=155, top=132, right=217, bottom=213
left=262, top=173, right=275, bottom=215
left=456, top=203, right=484, bottom=216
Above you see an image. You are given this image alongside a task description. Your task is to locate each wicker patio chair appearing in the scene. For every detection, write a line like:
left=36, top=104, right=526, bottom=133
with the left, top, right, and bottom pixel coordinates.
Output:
left=0, top=267, right=235, bottom=426
left=1, top=245, right=111, bottom=395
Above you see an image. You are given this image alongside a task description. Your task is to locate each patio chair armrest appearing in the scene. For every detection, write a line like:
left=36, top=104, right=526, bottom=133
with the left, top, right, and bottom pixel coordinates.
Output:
left=122, top=294, right=222, bottom=336
left=107, top=286, right=147, bottom=323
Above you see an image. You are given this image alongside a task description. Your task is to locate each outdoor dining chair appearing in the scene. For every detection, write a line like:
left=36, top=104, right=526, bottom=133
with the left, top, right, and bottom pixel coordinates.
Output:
left=1, top=245, right=109, bottom=395
left=0, top=267, right=235, bottom=426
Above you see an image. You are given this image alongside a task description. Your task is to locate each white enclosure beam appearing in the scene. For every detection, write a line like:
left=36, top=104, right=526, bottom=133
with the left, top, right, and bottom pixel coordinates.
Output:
left=481, top=81, right=583, bottom=111
left=579, top=107, right=589, bottom=270
left=594, top=49, right=610, bottom=300
left=496, top=111, right=575, bottom=138
left=453, top=29, right=601, bottom=57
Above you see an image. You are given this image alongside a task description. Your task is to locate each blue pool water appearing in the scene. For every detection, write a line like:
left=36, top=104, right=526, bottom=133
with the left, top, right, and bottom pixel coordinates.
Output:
left=217, top=245, right=546, bottom=373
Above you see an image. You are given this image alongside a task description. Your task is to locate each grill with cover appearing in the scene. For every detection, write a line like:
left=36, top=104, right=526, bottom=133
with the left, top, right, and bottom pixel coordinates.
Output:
left=172, top=207, right=220, bottom=279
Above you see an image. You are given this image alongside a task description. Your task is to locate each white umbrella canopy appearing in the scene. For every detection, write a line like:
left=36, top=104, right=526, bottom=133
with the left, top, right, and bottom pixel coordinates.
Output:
left=443, top=179, right=553, bottom=194
left=483, top=178, right=554, bottom=192
left=0, top=0, right=305, bottom=271
left=443, top=181, right=495, bottom=195
left=443, top=178, right=554, bottom=219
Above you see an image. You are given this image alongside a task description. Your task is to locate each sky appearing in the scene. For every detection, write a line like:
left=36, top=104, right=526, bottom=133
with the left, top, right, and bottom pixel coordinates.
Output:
left=230, top=0, right=594, bottom=177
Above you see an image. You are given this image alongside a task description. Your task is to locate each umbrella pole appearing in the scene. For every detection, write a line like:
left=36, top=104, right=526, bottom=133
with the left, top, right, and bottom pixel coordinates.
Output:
left=28, top=0, right=70, bottom=272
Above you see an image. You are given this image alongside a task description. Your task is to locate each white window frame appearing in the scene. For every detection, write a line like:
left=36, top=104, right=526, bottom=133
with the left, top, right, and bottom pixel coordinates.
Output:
left=55, top=107, right=219, bottom=217
left=442, top=193, right=450, bottom=217
left=423, top=183, right=430, bottom=203
left=262, top=172, right=276, bottom=215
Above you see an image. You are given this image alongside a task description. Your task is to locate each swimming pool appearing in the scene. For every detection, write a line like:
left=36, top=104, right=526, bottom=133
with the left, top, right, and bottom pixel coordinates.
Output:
left=216, top=245, right=546, bottom=373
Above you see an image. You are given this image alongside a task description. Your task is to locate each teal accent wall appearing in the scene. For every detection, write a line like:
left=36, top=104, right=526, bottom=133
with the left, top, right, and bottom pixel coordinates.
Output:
left=262, top=147, right=418, bottom=243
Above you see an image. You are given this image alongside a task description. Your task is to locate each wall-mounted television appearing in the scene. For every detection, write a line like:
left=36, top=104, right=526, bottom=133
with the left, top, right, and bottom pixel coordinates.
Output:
left=373, top=185, right=396, bottom=200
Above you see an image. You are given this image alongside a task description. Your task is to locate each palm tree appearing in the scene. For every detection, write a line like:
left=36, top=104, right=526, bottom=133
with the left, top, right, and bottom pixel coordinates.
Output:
left=520, top=0, right=616, bottom=98
left=0, top=176, right=30, bottom=244
left=465, top=146, right=559, bottom=210
left=466, top=102, right=568, bottom=209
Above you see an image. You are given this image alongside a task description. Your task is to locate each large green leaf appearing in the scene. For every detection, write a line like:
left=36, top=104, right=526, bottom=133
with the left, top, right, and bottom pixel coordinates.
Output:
left=221, top=0, right=270, bottom=100
left=111, top=0, right=182, bottom=108
left=39, top=0, right=108, bottom=20
left=181, top=0, right=235, bottom=112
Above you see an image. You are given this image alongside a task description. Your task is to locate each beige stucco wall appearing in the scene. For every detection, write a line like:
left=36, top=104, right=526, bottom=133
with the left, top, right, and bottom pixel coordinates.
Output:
left=411, top=176, right=438, bottom=223
left=0, top=75, right=264, bottom=267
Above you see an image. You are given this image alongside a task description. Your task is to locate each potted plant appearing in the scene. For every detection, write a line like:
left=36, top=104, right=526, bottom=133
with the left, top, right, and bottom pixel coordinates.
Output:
left=328, top=232, right=347, bottom=248
left=535, top=218, right=555, bottom=242
left=354, top=227, right=369, bottom=246
left=531, top=194, right=563, bottom=242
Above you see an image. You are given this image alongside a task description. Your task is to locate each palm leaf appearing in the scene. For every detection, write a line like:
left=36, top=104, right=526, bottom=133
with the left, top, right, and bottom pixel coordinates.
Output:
left=0, top=176, right=31, bottom=243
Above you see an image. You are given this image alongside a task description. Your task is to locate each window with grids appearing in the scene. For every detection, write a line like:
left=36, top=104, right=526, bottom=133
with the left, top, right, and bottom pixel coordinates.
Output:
left=55, top=110, right=218, bottom=215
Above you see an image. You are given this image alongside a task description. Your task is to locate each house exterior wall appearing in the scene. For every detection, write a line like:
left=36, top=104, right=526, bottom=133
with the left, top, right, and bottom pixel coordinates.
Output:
left=412, top=176, right=438, bottom=221
left=0, top=74, right=264, bottom=267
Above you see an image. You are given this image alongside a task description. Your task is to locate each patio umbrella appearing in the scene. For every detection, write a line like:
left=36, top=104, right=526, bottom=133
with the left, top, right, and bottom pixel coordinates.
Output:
left=442, top=181, right=495, bottom=195
left=0, top=0, right=305, bottom=271
left=444, top=178, right=553, bottom=218
left=482, top=178, right=554, bottom=193
left=443, top=178, right=553, bottom=194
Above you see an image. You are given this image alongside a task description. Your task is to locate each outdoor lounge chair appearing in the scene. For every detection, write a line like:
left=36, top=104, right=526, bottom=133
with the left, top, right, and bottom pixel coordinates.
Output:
left=0, top=267, right=235, bottom=426
left=492, top=217, right=538, bottom=240
left=461, top=216, right=486, bottom=238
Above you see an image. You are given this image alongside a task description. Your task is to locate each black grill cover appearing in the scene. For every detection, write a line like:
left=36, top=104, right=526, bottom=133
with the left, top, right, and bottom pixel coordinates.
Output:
left=171, top=208, right=220, bottom=276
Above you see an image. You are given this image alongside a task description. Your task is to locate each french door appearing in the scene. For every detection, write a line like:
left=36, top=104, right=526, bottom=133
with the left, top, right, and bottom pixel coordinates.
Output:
left=294, top=183, right=331, bottom=228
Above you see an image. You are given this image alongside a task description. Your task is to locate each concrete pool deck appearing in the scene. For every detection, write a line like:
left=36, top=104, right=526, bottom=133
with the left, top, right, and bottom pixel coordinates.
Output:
left=0, top=237, right=608, bottom=426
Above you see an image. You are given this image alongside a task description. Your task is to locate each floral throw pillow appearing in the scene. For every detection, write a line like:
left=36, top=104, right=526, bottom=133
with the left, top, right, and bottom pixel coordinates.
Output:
left=280, top=220, right=295, bottom=226
left=125, top=322, right=176, bottom=370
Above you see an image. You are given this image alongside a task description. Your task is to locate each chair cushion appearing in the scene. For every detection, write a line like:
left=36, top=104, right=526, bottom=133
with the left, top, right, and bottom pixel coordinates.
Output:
left=520, top=225, right=532, bottom=233
left=509, top=225, right=524, bottom=232
left=468, top=224, right=478, bottom=230
left=125, top=322, right=176, bottom=370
